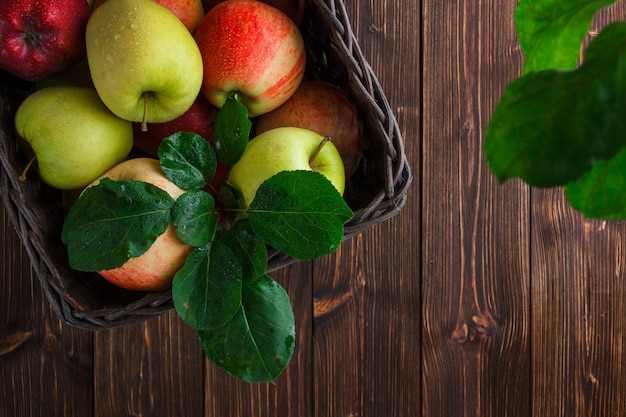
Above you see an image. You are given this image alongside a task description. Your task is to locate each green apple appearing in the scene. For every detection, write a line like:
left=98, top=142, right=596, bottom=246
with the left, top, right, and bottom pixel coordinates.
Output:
left=14, top=86, right=133, bottom=190
left=85, top=0, right=204, bottom=130
left=227, top=127, right=346, bottom=209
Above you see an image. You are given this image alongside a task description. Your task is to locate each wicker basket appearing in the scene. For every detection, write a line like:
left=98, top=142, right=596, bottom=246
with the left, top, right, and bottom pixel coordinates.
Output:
left=0, top=0, right=412, bottom=330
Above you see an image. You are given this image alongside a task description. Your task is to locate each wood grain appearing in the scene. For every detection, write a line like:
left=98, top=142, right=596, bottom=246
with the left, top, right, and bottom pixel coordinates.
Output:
left=421, top=0, right=530, bottom=416
left=530, top=5, right=626, bottom=417
left=93, top=312, right=204, bottom=417
left=4, top=0, right=626, bottom=416
left=310, top=1, right=421, bottom=416
left=1, top=206, right=94, bottom=417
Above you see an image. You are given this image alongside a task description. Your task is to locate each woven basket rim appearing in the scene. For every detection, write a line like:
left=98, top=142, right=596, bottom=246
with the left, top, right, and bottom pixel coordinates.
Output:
left=0, top=0, right=412, bottom=331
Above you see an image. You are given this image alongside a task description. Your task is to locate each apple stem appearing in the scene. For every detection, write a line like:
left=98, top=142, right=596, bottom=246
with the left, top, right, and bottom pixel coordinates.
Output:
left=19, top=155, right=37, bottom=182
left=141, top=92, right=149, bottom=132
left=309, top=136, right=332, bottom=166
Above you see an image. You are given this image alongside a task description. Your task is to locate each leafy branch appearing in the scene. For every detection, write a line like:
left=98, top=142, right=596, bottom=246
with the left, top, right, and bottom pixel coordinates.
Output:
left=485, top=0, right=626, bottom=219
left=61, top=96, right=353, bottom=383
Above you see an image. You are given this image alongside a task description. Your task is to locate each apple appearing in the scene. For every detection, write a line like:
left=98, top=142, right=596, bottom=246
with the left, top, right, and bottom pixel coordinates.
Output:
left=227, top=127, right=345, bottom=209
left=93, top=0, right=205, bottom=33
left=132, top=95, right=218, bottom=157
left=131, top=96, right=228, bottom=195
left=88, top=158, right=194, bottom=291
left=14, top=86, right=134, bottom=190
left=256, top=81, right=364, bottom=177
left=0, top=0, right=91, bottom=82
left=86, top=0, right=204, bottom=129
left=194, top=0, right=306, bottom=117
left=34, top=59, right=94, bottom=90
left=201, top=0, right=305, bottom=25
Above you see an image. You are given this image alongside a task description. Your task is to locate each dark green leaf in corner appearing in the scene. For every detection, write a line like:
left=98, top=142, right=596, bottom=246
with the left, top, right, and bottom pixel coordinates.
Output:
left=198, top=275, right=295, bottom=383
left=247, top=170, right=353, bottom=260
left=61, top=178, right=174, bottom=272
left=172, top=190, right=217, bottom=247
left=158, top=131, right=217, bottom=190
left=515, top=0, right=617, bottom=73
left=172, top=241, right=242, bottom=331
left=213, top=94, right=252, bottom=166
left=485, top=22, right=626, bottom=188
left=565, top=147, right=626, bottom=220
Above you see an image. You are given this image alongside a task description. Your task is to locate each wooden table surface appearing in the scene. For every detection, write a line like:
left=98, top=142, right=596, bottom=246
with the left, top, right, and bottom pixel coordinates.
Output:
left=3, top=1, right=626, bottom=416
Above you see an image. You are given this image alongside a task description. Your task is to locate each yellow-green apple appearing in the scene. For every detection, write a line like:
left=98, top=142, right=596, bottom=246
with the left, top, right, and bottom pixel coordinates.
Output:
left=256, top=81, right=364, bottom=177
left=93, top=0, right=205, bottom=33
left=228, top=127, right=345, bottom=209
left=88, top=158, right=194, bottom=291
left=86, top=0, right=204, bottom=130
left=14, top=86, right=133, bottom=190
left=202, top=0, right=305, bottom=25
left=194, top=0, right=306, bottom=117
left=0, top=0, right=91, bottom=82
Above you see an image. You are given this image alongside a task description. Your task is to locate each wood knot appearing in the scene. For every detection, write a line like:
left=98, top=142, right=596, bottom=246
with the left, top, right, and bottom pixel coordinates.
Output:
left=314, top=288, right=354, bottom=320
left=0, top=326, right=32, bottom=357
left=451, top=314, right=498, bottom=345
left=369, top=23, right=382, bottom=33
left=314, top=277, right=365, bottom=321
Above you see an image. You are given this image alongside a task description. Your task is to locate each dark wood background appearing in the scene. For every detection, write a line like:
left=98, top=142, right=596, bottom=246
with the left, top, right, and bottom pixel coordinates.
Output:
left=3, top=0, right=626, bottom=416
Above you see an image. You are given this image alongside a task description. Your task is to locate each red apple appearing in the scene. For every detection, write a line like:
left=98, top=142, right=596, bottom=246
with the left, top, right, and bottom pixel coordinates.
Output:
left=255, top=81, right=364, bottom=177
left=93, top=0, right=205, bottom=32
left=133, top=95, right=218, bottom=157
left=91, top=158, right=194, bottom=291
left=194, top=0, right=306, bottom=117
left=201, top=0, right=305, bottom=25
left=0, top=0, right=91, bottom=82
left=131, top=95, right=227, bottom=196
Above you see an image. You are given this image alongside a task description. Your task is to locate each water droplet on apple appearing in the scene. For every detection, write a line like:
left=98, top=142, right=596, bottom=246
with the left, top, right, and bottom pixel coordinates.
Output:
left=106, top=55, right=114, bottom=64
left=114, top=34, right=121, bottom=42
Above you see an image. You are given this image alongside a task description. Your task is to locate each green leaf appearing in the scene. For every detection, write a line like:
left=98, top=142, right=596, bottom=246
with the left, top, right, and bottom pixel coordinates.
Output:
left=213, top=94, right=252, bottom=166
left=198, top=275, right=295, bottom=383
left=247, top=170, right=353, bottom=260
left=172, top=190, right=217, bottom=247
left=172, top=241, right=242, bottom=331
left=216, top=219, right=268, bottom=283
left=158, top=131, right=217, bottom=190
left=515, top=0, right=616, bottom=73
left=61, top=178, right=174, bottom=271
left=485, top=22, right=626, bottom=188
left=565, top=147, right=626, bottom=219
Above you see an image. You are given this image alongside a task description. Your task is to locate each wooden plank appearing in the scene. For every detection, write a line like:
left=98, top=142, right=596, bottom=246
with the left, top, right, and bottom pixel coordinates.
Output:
left=1, top=205, right=94, bottom=417
left=529, top=5, right=626, bottom=417
left=311, top=1, right=421, bottom=415
left=421, top=0, right=531, bottom=415
left=531, top=189, right=626, bottom=416
left=204, top=261, right=313, bottom=417
left=93, top=310, right=204, bottom=417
